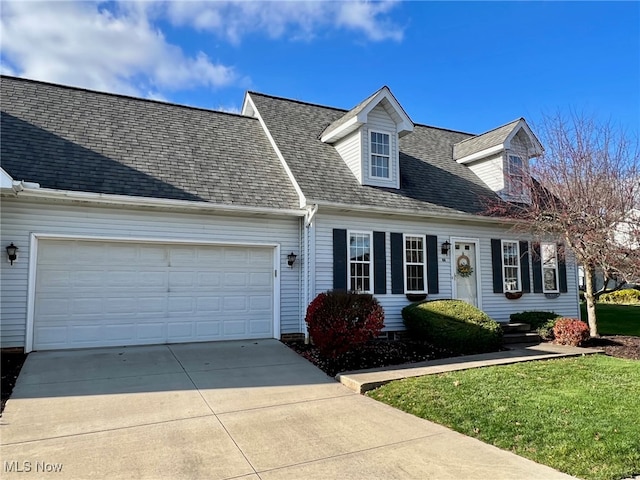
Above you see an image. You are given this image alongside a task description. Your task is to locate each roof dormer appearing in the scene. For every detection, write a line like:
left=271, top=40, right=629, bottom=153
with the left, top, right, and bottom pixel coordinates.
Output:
left=453, top=118, right=543, bottom=203
left=321, top=87, right=414, bottom=189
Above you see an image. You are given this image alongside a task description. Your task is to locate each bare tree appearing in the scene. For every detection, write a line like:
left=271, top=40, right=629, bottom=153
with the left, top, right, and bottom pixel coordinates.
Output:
left=489, top=112, right=639, bottom=337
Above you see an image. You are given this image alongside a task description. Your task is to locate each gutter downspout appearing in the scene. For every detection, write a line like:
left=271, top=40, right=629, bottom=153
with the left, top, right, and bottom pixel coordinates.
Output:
left=302, top=204, right=319, bottom=342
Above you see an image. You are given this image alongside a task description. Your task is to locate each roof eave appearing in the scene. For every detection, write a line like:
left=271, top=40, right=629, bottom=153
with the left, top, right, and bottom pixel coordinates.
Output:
left=11, top=186, right=306, bottom=217
left=307, top=199, right=512, bottom=225
left=455, top=144, right=505, bottom=164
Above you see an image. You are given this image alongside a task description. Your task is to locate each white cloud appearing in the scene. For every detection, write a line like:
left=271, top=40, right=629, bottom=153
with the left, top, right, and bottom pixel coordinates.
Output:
left=336, top=1, right=403, bottom=42
left=0, top=1, right=239, bottom=97
left=0, top=1, right=403, bottom=99
left=164, top=1, right=404, bottom=44
left=216, top=104, right=242, bottom=115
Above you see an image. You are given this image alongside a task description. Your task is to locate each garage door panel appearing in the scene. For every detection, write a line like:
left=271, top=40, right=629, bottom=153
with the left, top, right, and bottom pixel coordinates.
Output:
left=34, top=240, right=274, bottom=350
left=167, top=322, right=193, bottom=338
left=73, top=298, right=103, bottom=314
left=195, top=321, right=220, bottom=336
left=138, top=297, right=166, bottom=313
left=169, top=271, right=195, bottom=287
left=196, top=297, right=221, bottom=312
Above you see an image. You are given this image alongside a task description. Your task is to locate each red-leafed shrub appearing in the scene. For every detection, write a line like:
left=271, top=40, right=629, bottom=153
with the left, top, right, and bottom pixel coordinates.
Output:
left=553, top=318, right=590, bottom=346
left=305, top=290, right=385, bottom=359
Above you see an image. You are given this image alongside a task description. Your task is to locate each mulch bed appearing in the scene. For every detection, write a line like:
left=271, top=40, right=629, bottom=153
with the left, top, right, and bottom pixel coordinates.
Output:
left=289, top=335, right=640, bottom=377
left=1, top=351, right=28, bottom=414
left=583, top=335, right=640, bottom=360
left=288, top=340, right=459, bottom=377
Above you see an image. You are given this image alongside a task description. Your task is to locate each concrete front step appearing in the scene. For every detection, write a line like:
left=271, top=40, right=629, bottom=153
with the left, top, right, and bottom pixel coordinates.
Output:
left=502, top=322, right=532, bottom=333
left=503, top=331, right=542, bottom=344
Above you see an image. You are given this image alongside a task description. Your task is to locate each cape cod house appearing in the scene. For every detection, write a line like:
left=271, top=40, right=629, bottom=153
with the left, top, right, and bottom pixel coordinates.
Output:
left=0, top=76, right=580, bottom=352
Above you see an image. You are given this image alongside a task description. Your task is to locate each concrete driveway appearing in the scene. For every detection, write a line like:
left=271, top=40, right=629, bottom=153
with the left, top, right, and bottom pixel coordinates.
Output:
left=1, top=340, right=573, bottom=479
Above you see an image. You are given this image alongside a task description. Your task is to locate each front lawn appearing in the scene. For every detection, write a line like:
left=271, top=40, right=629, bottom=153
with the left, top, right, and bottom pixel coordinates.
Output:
left=368, top=355, right=640, bottom=480
left=581, top=303, right=640, bottom=336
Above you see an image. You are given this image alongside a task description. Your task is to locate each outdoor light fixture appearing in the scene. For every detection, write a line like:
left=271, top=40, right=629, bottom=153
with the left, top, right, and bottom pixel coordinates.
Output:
left=287, top=252, right=297, bottom=268
left=441, top=240, right=451, bottom=256
left=6, top=243, right=18, bottom=265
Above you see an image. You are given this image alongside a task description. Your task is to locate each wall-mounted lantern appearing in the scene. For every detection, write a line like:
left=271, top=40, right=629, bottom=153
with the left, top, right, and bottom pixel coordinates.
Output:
left=287, top=252, right=297, bottom=268
left=6, top=243, right=18, bottom=265
left=441, top=240, right=451, bottom=256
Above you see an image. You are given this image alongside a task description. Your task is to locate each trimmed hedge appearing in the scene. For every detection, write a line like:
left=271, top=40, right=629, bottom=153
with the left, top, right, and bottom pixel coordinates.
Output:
left=402, top=300, right=502, bottom=355
left=600, top=289, right=640, bottom=305
left=510, top=311, right=561, bottom=329
left=305, top=290, right=385, bottom=358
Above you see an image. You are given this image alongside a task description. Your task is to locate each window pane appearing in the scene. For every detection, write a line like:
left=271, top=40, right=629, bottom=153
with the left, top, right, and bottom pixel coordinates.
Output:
left=349, top=233, right=372, bottom=292
left=543, top=268, right=558, bottom=291
left=371, top=132, right=390, bottom=178
left=502, top=241, right=520, bottom=291
left=405, top=236, right=425, bottom=292
left=542, top=244, right=557, bottom=266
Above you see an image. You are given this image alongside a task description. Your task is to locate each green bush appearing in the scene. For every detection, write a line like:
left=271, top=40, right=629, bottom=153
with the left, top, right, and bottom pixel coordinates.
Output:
left=536, top=319, right=559, bottom=341
left=305, top=290, right=385, bottom=359
left=402, top=300, right=502, bottom=355
left=599, top=289, right=640, bottom=305
left=510, top=311, right=562, bottom=329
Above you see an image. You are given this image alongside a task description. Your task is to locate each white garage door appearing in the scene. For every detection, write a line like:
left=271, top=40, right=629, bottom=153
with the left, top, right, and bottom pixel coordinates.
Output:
left=33, top=240, right=274, bottom=350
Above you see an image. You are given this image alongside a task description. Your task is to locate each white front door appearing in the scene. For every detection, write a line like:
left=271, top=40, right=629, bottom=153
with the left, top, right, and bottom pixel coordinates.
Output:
left=454, top=241, right=478, bottom=307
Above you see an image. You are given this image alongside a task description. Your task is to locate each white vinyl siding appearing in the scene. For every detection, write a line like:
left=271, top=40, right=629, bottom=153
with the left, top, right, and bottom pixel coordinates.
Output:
left=348, top=231, right=373, bottom=293
left=404, top=234, right=426, bottom=293
left=334, top=130, right=363, bottom=183
left=313, top=212, right=579, bottom=329
left=501, top=240, right=521, bottom=292
left=0, top=198, right=302, bottom=349
left=467, top=153, right=505, bottom=192
left=541, top=242, right=560, bottom=293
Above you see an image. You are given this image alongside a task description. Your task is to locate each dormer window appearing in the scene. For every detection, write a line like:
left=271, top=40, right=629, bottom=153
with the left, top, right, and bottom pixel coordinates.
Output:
left=370, top=131, right=390, bottom=178
left=507, top=155, right=525, bottom=196
left=319, top=86, right=413, bottom=190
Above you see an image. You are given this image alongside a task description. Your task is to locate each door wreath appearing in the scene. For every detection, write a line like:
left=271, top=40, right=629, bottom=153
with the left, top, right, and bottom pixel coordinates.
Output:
left=456, top=253, right=474, bottom=277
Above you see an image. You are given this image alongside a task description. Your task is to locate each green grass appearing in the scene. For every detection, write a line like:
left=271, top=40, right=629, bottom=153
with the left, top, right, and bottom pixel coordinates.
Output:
left=580, top=303, right=640, bottom=336
left=368, top=355, right=640, bottom=480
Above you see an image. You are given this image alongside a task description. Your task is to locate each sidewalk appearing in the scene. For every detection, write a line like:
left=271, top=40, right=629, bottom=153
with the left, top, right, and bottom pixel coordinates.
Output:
left=337, top=343, right=602, bottom=393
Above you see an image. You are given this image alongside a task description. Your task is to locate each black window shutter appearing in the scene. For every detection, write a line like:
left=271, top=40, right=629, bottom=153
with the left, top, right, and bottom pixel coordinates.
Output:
left=531, top=242, right=543, bottom=293
left=519, top=241, right=531, bottom=293
left=558, top=243, right=568, bottom=293
left=332, top=229, right=347, bottom=291
left=373, top=231, right=386, bottom=294
left=491, top=239, right=504, bottom=293
left=390, top=233, right=404, bottom=294
left=426, top=235, right=439, bottom=294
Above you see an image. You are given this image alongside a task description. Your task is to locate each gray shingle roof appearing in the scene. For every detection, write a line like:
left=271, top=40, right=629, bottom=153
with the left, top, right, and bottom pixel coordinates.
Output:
left=453, top=119, right=522, bottom=160
left=0, top=76, right=300, bottom=210
left=320, top=87, right=382, bottom=140
left=250, top=92, right=500, bottom=216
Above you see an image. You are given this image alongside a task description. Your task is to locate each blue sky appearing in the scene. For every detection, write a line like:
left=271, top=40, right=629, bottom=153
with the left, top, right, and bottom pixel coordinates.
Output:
left=1, top=1, right=638, bottom=135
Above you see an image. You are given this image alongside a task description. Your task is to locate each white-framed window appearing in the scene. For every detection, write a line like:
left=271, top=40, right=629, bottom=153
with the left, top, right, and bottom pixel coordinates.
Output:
left=507, top=155, right=524, bottom=196
left=370, top=131, right=390, bottom=179
left=404, top=234, right=426, bottom=293
left=541, top=242, right=559, bottom=293
left=348, top=231, right=372, bottom=293
left=502, top=240, right=521, bottom=292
